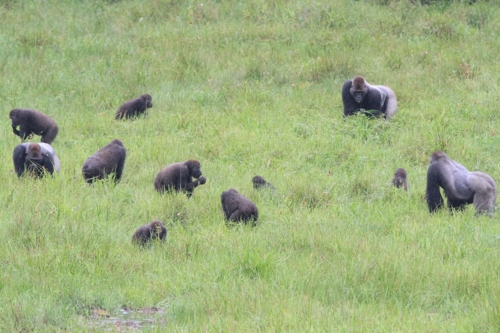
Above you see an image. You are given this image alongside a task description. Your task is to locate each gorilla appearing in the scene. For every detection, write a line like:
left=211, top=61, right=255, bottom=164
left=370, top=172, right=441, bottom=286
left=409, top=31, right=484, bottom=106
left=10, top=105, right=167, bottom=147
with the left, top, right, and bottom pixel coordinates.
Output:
left=82, top=139, right=127, bottom=184
left=115, top=94, right=153, bottom=120
left=132, top=220, right=167, bottom=246
left=154, top=160, right=206, bottom=197
left=392, top=168, right=408, bottom=191
left=341, top=76, right=398, bottom=119
left=221, top=188, right=259, bottom=225
left=9, top=108, right=59, bottom=144
left=252, top=175, right=276, bottom=190
left=426, top=151, right=497, bottom=217
left=13, top=142, right=60, bottom=178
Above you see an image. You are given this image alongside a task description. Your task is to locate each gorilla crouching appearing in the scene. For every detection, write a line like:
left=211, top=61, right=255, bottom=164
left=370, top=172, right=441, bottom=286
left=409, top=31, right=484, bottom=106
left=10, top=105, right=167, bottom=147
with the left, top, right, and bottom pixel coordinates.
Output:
left=392, top=168, right=408, bottom=191
left=115, top=94, right=153, bottom=120
left=341, top=76, right=398, bottom=119
left=82, top=139, right=127, bottom=184
left=426, top=151, right=497, bottom=217
left=154, top=160, right=206, bottom=197
left=221, top=188, right=259, bottom=225
left=9, top=108, right=59, bottom=144
left=252, top=175, right=276, bottom=190
left=13, top=142, right=60, bottom=178
left=132, top=220, right=167, bottom=246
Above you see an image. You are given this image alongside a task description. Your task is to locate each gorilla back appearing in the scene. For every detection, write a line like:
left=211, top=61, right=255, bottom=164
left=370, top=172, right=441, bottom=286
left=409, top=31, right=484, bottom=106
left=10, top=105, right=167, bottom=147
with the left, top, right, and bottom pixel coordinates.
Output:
left=13, top=142, right=60, bottom=178
left=426, top=151, right=497, bottom=217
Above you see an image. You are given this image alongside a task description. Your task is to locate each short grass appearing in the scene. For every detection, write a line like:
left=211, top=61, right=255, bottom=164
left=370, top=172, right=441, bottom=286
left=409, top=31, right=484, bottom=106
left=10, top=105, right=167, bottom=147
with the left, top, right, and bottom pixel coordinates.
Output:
left=1, top=0, right=500, bottom=331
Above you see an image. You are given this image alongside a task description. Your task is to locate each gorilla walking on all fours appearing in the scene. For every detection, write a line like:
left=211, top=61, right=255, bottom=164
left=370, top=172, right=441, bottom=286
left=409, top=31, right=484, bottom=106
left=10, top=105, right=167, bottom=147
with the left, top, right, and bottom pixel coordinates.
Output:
left=82, top=139, right=127, bottom=184
left=132, top=220, right=167, bottom=246
left=221, top=188, right=259, bottom=226
left=341, top=76, right=398, bottom=119
left=426, top=151, right=497, bottom=217
left=115, top=94, right=153, bottom=120
left=9, top=108, right=59, bottom=144
left=154, top=160, right=206, bottom=197
left=13, top=142, right=61, bottom=178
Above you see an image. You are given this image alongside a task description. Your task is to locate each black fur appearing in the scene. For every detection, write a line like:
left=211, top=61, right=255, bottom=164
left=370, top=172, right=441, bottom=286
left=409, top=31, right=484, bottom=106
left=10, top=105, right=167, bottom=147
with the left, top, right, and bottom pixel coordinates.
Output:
left=341, top=76, right=398, bottom=119
left=115, top=94, right=153, bottom=120
left=426, top=151, right=497, bottom=217
left=392, top=168, right=408, bottom=191
left=221, top=188, right=259, bottom=225
left=154, top=160, right=206, bottom=197
left=132, top=220, right=167, bottom=246
left=82, top=139, right=127, bottom=184
left=13, top=142, right=60, bottom=178
left=9, top=108, right=59, bottom=144
left=252, top=175, right=276, bottom=190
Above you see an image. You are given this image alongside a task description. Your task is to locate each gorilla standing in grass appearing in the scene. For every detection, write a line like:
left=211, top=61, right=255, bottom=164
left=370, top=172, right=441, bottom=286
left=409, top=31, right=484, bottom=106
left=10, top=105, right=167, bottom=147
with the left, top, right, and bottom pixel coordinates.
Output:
left=13, top=142, right=60, bottom=178
left=10, top=108, right=59, bottom=144
left=82, top=139, right=127, bottom=184
left=341, top=76, right=398, bottom=119
left=426, top=151, right=497, bottom=217
left=221, top=188, right=259, bottom=225
left=132, top=220, right=167, bottom=246
left=154, top=160, right=206, bottom=197
left=115, top=94, right=153, bottom=120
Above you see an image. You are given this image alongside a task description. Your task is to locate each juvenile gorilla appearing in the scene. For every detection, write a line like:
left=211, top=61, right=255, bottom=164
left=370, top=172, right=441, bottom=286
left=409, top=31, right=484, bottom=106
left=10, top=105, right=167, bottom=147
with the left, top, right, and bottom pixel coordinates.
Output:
left=115, top=94, right=153, bottom=120
left=132, top=220, right=167, bottom=246
left=9, top=108, right=59, bottom=144
left=252, top=175, right=276, bottom=190
left=82, top=139, right=127, bottom=184
left=221, top=188, right=259, bottom=225
left=154, top=160, right=206, bottom=197
left=392, top=168, right=408, bottom=191
left=13, top=142, right=61, bottom=178
left=426, top=151, right=497, bottom=217
left=341, top=76, right=398, bottom=119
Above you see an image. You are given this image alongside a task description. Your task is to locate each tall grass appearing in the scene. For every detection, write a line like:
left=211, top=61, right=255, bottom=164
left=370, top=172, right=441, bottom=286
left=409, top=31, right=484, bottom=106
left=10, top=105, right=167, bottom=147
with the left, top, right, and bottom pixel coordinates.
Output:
left=1, top=0, right=500, bottom=331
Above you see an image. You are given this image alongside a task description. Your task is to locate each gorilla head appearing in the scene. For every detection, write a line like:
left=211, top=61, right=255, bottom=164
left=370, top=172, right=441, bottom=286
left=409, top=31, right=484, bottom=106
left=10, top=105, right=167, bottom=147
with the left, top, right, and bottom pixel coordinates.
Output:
left=426, top=151, right=497, bottom=217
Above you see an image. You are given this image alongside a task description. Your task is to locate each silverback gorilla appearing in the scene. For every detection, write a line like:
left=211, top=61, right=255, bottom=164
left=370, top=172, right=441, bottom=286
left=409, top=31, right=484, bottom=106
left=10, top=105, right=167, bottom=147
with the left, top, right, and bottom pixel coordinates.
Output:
left=392, top=168, right=408, bottom=191
left=9, top=108, right=59, bottom=144
left=82, top=139, right=127, bottom=184
left=341, top=76, right=398, bottom=119
left=115, top=94, right=153, bottom=120
left=221, top=188, right=259, bottom=225
left=13, top=142, right=61, bottom=178
left=154, top=160, right=206, bottom=197
left=426, top=151, right=497, bottom=217
left=132, top=220, right=167, bottom=246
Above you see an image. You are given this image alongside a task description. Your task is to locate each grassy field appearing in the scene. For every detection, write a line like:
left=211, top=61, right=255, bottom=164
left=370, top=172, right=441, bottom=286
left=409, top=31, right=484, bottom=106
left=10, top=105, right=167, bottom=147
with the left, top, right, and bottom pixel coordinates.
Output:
left=1, top=0, right=500, bottom=331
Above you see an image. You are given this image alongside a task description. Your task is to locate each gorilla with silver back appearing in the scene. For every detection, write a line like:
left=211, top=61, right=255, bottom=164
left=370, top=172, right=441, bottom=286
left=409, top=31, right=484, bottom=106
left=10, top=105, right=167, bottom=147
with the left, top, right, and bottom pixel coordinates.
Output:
left=341, top=76, right=398, bottom=119
left=426, top=151, right=497, bottom=217
left=13, top=142, right=60, bottom=178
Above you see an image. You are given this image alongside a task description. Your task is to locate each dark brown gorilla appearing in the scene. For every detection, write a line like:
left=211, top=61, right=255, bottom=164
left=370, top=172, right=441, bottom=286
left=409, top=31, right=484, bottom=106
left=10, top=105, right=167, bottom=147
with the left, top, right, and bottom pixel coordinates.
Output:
left=392, top=168, right=408, bottom=191
left=426, top=151, right=497, bottom=217
left=115, top=94, right=153, bottom=120
left=132, top=220, right=167, bottom=246
left=82, top=139, right=127, bottom=184
left=9, top=108, right=59, bottom=144
left=252, top=175, right=276, bottom=190
left=13, top=142, right=61, bottom=178
left=221, top=188, right=259, bottom=225
left=154, top=160, right=206, bottom=197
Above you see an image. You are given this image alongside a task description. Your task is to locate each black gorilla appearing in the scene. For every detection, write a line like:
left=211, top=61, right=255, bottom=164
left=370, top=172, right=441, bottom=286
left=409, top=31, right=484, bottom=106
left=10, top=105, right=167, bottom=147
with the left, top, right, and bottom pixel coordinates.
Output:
left=82, top=139, right=127, bottom=184
left=154, top=160, right=206, bottom=197
left=392, top=168, right=408, bottom=191
left=221, top=188, right=259, bottom=225
left=115, top=94, right=153, bottom=120
left=132, top=220, right=167, bottom=246
left=252, top=175, right=276, bottom=190
left=426, top=151, right=497, bottom=217
left=341, top=76, right=398, bottom=119
left=13, top=142, right=61, bottom=178
left=9, top=108, right=59, bottom=144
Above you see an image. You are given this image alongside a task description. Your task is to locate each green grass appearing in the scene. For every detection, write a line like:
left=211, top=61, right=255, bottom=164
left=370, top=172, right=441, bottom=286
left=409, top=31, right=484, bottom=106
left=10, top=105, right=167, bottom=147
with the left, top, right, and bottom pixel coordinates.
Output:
left=1, top=0, right=500, bottom=331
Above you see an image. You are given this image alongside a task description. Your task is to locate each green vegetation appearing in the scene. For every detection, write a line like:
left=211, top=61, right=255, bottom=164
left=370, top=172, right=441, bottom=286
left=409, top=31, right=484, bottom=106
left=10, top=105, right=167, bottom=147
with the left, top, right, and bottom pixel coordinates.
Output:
left=1, top=0, right=500, bottom=331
